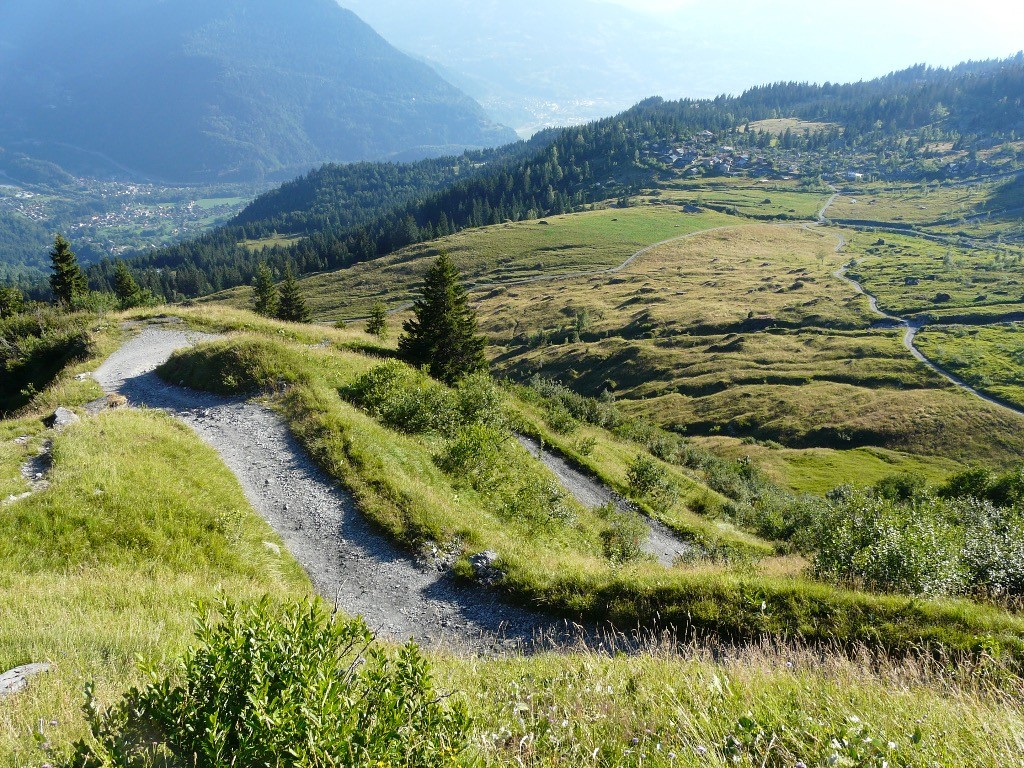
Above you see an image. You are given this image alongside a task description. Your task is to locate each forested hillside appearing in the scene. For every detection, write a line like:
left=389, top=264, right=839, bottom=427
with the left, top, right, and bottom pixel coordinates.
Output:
left=72, top=55, right=1024, bottom=301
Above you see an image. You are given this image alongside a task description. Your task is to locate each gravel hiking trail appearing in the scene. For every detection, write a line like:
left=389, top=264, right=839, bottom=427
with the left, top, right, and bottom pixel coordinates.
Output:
left=516, top=435, right=692, bottom=566
left=93, top=323, right=602, bottom=653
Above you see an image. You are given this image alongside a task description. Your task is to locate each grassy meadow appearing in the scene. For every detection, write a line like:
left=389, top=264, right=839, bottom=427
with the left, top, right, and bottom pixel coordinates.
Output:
left=2, top=309, right=1024, bottom=765
left=210, top=204, right=738, bottom=318
left=915, top=321, right=1024, bottom=410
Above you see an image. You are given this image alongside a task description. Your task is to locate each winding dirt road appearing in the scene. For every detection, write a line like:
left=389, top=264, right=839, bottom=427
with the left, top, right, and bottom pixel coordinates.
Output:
left=93, top=324, right=597, bottom=653
left=819, top=190, right=1024, bottom=419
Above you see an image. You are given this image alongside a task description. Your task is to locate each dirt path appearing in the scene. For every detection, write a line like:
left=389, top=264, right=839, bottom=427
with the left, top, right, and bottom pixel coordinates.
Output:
left=814, top=190, right=1024, bottom=419
left=515, top=435, right=691, bottom=566
left=832, top=265, right=1024, bottom=417
left=371, top=224, right=745, bottom=319
left=93, top=324, right=596, bottom=653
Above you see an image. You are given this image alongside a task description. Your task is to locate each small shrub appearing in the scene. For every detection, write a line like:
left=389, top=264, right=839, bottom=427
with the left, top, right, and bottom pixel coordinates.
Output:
left=344, top=361, right=458, bottom=434
left=873, top=471, right=928, bottom=502
left=574, top=435, right=597, bottom=456
left=626, top=455, right=667, bottom=498
left=67, top=598, right=469, bottom=767
left=435, top=423, right=506, bottom=492
left=596, top=503, right=648, bottom=564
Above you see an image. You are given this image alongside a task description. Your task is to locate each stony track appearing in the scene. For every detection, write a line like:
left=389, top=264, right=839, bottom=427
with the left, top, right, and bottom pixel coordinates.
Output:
left=93, top=324, right=597, bottom=653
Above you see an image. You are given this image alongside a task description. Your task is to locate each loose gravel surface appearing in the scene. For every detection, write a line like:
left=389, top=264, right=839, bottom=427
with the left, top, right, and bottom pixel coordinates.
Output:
left=516, top=434, right=692, bottom=566
left=92, top=323, right=599, bottom=653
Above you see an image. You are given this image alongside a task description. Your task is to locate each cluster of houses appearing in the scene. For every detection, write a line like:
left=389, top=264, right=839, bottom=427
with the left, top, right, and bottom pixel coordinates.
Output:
left=642, top=131, right=802, bottom=180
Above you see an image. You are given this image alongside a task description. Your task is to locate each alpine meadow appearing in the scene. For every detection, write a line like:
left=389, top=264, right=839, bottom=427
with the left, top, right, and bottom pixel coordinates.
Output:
left=2, top=2, right=1024, bottom=766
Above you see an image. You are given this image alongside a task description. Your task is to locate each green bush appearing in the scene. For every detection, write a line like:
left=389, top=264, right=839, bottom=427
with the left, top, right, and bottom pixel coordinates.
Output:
left=344, top=360, right=459, bottom=434
left=435, top=423, right=506, bottom=492
left=0, top=309, right=92, bottom=414
left=596, top=502, right=648, bottom=564
left=67, top=598, right=469, bottom=767
left=812, top=493, right=967, bottom=596
left=345, top=363, right=507, bottom=436
left=626, top=454, right=667, bottom=497
left=873, top=471, right=929, bottom=502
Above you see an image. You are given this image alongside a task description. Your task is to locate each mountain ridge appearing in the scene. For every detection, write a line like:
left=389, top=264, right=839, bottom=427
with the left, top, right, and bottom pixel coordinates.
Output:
left=0, top=0, right=516, bottom=183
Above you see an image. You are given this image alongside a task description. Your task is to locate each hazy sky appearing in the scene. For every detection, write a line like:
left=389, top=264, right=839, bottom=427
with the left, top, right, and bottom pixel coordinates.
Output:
left=596, top=0, right=1023, bottom=82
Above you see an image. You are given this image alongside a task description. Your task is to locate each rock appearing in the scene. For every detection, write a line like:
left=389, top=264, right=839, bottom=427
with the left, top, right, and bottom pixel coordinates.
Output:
left=0, top=663, right=53, bottom=697
left=263, top=541, right=282, bottom=556
left=74, top=372, right=93, bottom=382
left=84, top=394, right=129, bottom=416
left=469, top=550, right=503, bottom=585
left=44, top=408, right=80, bottom=431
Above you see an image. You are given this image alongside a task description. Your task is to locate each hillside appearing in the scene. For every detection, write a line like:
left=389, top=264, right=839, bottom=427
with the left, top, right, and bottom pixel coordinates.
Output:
left=0, top=0, right=515, bottom=183
left=78, top=56, right=1024, bottom=301
left=3, top=307, right=1024, bottom=763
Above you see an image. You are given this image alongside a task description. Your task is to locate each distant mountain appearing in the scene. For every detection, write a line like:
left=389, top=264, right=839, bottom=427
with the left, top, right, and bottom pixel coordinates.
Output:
left=340, top=0, right=1023, bottom=138
left=72, top=55, right=1023, bottom=303
left=0, top=0, right=515, bottom=183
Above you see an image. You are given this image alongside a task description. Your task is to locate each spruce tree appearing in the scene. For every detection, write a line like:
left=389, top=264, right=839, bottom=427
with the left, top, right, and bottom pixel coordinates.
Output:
left=398, top=252, right=486, bottom=384
left=276, top=267, right=311, bottom=323
left=366, top=300, right=388, bottom=338
left=113, top=260, right=149, bottom=310
left=252, top=263, right=279, bottom=317
left=49, top=234, right=87, bottom=308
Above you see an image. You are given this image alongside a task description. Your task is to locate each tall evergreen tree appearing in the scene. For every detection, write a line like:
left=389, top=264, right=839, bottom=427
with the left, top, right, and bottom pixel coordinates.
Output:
left=398, top=252, right=487, bottom=384
left=366, top=300, right=388, bottom=338
left=49, top=234, right=87, bottom=308
left=276, top=267, right=311, bottom=323
left=113, top=260, right=150, bottom=309
left=252, top=263, right=279, bottom=317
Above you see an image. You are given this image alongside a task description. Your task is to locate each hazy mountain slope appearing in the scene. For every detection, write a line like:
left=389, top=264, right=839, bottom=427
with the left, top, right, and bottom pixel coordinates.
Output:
left=0, top=0, right=515, bottom=182
left=342, top=0, right=1023, bottom=137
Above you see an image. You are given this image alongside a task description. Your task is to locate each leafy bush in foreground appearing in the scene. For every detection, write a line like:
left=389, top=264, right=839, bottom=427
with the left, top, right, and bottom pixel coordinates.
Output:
left=811, top=491, right=1024, bottom=598
left=67, top=598, right=469, bottom=768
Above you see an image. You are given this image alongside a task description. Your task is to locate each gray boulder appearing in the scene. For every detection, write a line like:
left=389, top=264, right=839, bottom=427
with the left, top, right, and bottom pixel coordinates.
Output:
left=44, top=407, right=80, bottom=430
left=469, top=550, right=503, bottom=585
left=0, top=663, right=53, bottom=697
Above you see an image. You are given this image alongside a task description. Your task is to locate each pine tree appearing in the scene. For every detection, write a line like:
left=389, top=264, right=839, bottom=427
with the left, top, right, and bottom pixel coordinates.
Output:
left=366, top=300, right=388, bottom=338
left=398, top=252, right=486, bottom=384
left=0, top=286, right=24, bottom=319
left=49, top=234, right=87, bottom=308
left=276, top=268, right=311, bottom=323
left=252, top=263, right=279, bottom=317
left=113, top=260, right=150, bottom=310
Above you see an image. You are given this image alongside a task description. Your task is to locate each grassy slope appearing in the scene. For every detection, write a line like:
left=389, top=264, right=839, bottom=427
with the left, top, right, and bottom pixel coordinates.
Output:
left=0, top=409, right=310, bottom=764
left=915, top=322, right=1024, bottom=411
left=156, top=326, right=1024, bottom=664
left=2, top=310, right=1024, bottom=766
left=454, top=646, right=1024, bottom=767
left=203, top=197, right=1024, bottom=475
left=206, top=205, right=738, bottom=319
left=477, top=223, right=1024, bottom=464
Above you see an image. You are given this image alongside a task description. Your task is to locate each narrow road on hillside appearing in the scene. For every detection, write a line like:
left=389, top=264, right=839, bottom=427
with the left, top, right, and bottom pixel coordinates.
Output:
left=94, top=324, right=600, bottom=653
left=515, top=435, right=692, bottom=567
left=818, top=189, right=1024, bottom=419
left=372, top=224, right=745, bottom=319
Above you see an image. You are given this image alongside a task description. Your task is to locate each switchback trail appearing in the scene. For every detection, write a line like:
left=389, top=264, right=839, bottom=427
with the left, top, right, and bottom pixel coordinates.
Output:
left=93, top=324, right=602, bottom=653
left=515, top=435, right=692, bottom=567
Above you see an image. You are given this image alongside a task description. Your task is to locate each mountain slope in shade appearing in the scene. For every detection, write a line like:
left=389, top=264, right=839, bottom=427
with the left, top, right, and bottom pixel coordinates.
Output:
left=0, top=0, right=516, bottom=182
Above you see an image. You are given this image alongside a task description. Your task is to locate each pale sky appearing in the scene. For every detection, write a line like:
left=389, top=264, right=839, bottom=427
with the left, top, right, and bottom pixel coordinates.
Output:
left=597, top=0, right=1023, bottom=76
